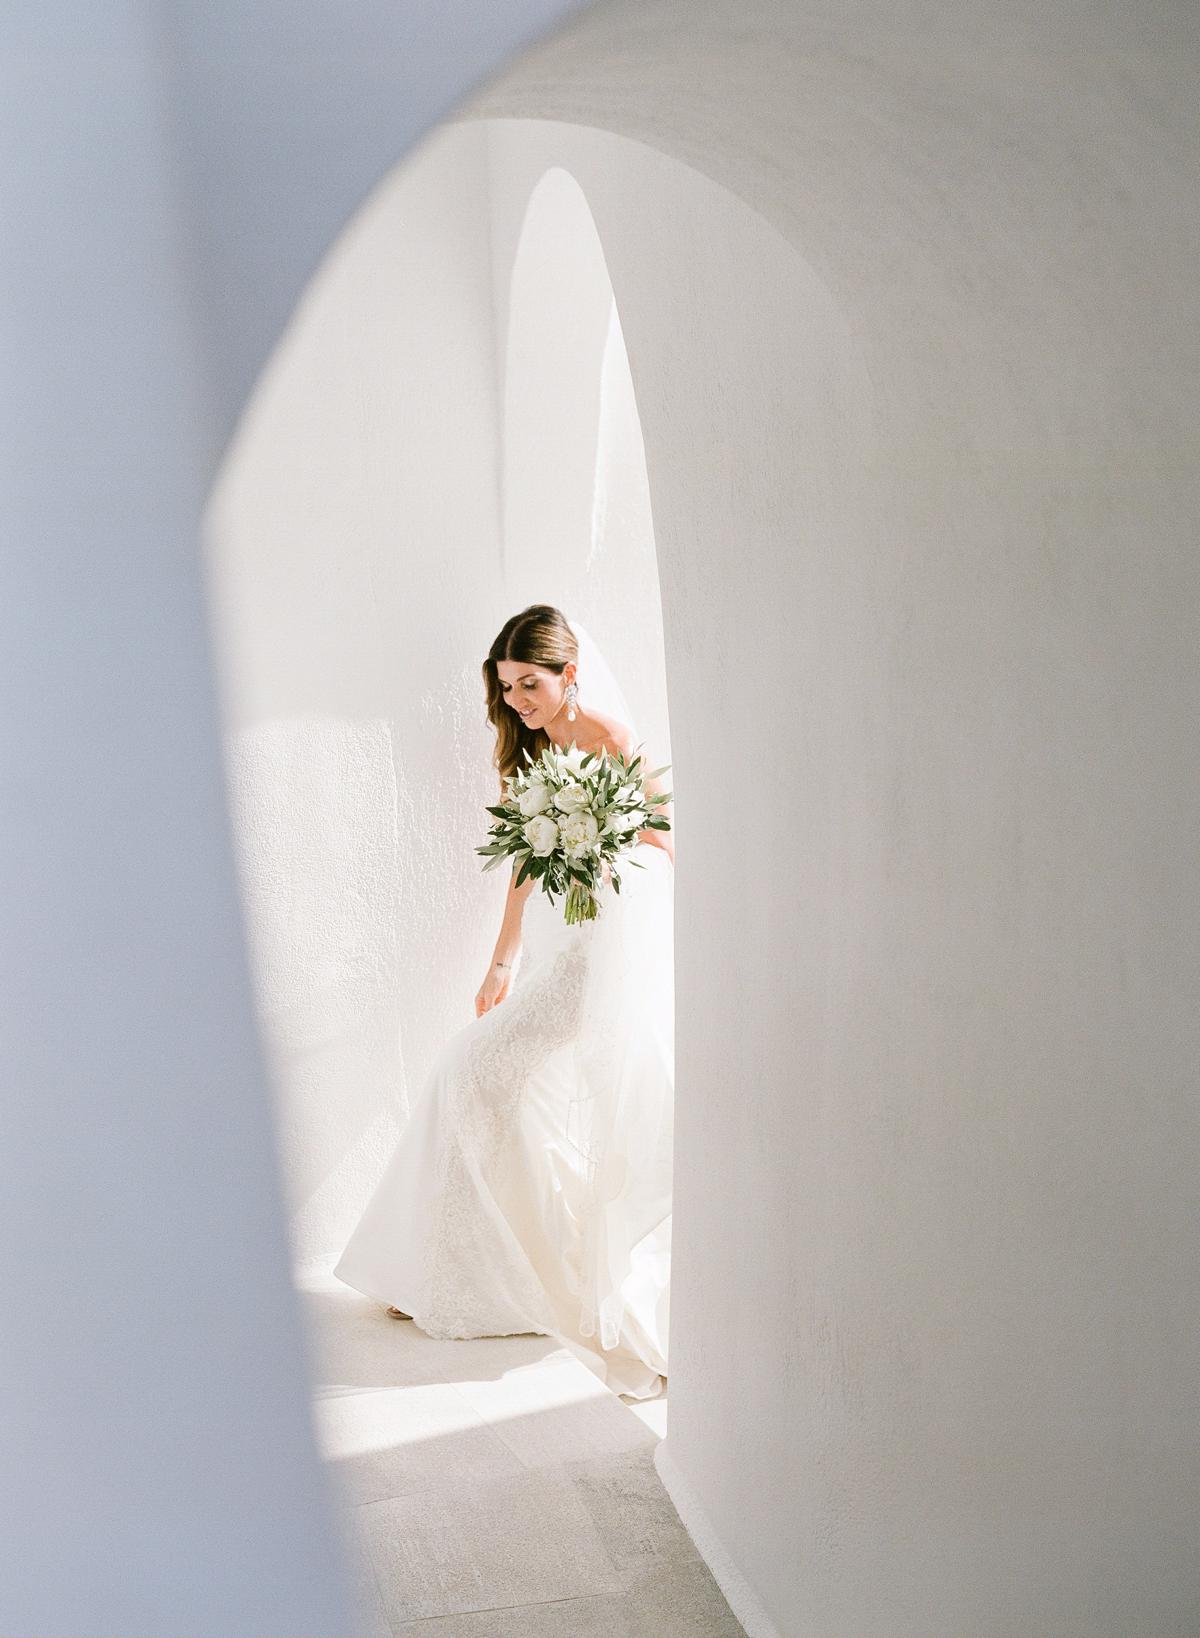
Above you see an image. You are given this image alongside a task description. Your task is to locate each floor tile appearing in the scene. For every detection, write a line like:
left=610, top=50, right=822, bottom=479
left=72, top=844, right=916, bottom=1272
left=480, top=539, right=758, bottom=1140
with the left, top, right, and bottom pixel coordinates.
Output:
left=302, top=1270, right=744, bottom=1636
left=626, top=1391, right=669, bottom=1439
left=300, top=1280, right=564, bottom=1392
left=315, top=1382, right=523, bottom=1506
left=565, top=1446, right=700, bottom=1582
left=332, top=1513, right=392, bottom=1638
left=387, top=1558, right=746, bottom=1636
left=451, top=1357, right=657, bottom=1470
left=358, top=1465, right=624, bottom=1626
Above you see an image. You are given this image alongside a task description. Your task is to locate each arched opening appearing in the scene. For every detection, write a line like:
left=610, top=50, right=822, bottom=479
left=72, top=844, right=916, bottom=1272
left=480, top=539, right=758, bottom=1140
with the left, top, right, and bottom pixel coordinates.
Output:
left=11, top=6, right=1199, bottom=1637
left=502, top=164, right=672, bottom=808
left=204, top=130, right=672, bottom=1282
left=203, top=119, right=693, bottom=1628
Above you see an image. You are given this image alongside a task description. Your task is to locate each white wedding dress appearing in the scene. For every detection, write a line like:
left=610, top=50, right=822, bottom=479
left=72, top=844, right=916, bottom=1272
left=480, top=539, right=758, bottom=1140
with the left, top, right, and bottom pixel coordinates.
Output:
left=333, top=837, right=674, bottom=1400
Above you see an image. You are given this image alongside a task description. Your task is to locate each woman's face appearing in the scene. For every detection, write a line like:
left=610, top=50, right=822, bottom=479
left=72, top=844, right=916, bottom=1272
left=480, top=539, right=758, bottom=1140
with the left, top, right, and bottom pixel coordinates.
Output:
left=495, top=659, right=571, bottom=731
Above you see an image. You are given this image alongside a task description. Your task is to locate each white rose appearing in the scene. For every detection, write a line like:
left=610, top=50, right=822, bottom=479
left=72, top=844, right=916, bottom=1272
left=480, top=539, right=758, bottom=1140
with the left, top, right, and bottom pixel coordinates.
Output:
left=606, top=808, right=644, bottom=835
left=523, top=813, right=559, bottom=856
left=559, top=809, right=600, bottom=857
left=554, top=781, right=590, bottom=814
left=517, top=781, right=551, bottom=817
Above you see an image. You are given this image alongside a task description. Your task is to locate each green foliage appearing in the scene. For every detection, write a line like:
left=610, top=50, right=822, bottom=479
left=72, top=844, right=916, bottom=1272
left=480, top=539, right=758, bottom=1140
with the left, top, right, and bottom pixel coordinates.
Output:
left=477, top=737, right=671, bottom=921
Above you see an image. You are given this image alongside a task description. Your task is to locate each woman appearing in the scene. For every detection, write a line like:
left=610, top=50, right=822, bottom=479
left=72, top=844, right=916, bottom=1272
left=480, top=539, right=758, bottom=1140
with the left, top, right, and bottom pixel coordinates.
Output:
left=333, top=605, right=675, bottom=1399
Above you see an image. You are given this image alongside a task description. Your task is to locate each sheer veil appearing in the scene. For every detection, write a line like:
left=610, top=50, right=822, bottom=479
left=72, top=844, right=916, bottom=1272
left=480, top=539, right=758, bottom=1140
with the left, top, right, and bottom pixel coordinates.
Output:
left=561, top=614, right=674, bottom=1371
left=565, top=614, right=641, bottom=749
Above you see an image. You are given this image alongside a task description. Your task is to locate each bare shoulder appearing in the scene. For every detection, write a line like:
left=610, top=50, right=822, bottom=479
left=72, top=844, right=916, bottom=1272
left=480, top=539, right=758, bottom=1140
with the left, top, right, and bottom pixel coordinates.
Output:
left=581, top=710, right=638, bottom=761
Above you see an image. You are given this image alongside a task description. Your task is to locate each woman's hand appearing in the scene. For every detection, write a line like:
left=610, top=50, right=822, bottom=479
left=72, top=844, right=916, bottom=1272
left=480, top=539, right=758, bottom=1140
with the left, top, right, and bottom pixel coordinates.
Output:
left=475, top=962, right=513, bottom=1017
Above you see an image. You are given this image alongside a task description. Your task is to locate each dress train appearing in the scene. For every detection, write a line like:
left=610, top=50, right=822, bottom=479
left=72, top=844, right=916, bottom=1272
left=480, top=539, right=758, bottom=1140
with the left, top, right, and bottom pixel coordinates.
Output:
left=334, top=840, right=674, bottom=1400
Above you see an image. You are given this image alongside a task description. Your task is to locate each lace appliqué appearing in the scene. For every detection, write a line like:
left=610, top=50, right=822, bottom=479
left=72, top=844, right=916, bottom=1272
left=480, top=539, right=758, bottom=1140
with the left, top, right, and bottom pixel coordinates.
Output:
left=415, top=931, right=591, bottom=1340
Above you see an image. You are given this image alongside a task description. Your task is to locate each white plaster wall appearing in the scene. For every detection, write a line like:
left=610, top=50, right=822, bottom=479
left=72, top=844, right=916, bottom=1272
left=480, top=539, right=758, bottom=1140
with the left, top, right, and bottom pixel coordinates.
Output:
left=497, top=159, right=672, bottom=762
left=0, top=7, right=588, bottom=1634
left=204, top=123, right=509, bottom=1266
left=8, top=2, right=1199, bottom=1635
left=205, top=125, right=669, bottom=1269
left=467, top=17, right=1200, bottom=1625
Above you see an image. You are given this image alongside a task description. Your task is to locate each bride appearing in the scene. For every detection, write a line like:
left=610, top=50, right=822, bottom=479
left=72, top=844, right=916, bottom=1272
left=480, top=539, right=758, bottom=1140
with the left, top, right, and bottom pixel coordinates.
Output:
left=333, top=604, right=675, bottom=1400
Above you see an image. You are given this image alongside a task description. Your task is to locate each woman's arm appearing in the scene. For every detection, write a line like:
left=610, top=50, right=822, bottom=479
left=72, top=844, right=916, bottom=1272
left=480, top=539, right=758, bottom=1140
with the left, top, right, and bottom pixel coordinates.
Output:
left=475, top=863, right=533, bottom=1016
left=636, top=762, right=675, bottom=865
left=604, top=730, right=675, bottom=866
left=494, top=770, right=536, bottom=954
left=492, top=861, right=534, bottom=970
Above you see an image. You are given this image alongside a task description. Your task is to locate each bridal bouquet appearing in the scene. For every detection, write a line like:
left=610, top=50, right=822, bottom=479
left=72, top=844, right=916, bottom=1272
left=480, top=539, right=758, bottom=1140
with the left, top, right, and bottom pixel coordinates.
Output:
left=477, top=742, right=672, bottom=924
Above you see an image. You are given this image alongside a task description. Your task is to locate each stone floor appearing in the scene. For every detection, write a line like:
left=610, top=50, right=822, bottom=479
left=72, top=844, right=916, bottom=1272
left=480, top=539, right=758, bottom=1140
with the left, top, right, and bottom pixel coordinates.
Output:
left=298, top=1271, right=745, bottom=1637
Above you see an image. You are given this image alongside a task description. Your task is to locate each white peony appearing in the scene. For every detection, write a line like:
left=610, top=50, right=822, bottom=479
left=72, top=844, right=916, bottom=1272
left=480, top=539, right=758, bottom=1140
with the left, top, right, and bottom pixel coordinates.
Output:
left=553, top=781, right=590, bottom=814
left=562, top=743, right=589, bottom=776
left=524, top=813, right=559, bottom=855
left=605, top=808, right=644, bottom=835
left=517, top=781, right=551, bottom=817
left=559, top=809, right=600, bottom=857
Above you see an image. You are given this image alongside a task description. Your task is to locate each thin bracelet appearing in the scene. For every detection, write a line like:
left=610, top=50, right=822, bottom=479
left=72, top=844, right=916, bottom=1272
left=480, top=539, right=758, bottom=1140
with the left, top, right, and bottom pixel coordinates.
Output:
left=493, top=961, right=511, bottom=970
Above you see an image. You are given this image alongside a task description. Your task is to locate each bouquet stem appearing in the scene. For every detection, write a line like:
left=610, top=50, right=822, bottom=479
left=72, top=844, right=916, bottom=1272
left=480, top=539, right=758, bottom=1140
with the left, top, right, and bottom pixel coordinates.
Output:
left=564, top=882, right=600, bottom=924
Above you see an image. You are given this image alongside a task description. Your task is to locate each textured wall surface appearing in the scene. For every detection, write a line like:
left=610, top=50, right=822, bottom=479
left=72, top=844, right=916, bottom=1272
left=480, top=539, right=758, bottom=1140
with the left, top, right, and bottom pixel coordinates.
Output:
left=205, top=123, right=510, bottom=1266
left=0, top=7, right=588, bottom=1636
left=206, top=122, right=670, bottom=1269
left=7, top=2, right=1199, bottom=1635
left=464, top=13, right=1200, bottom=1634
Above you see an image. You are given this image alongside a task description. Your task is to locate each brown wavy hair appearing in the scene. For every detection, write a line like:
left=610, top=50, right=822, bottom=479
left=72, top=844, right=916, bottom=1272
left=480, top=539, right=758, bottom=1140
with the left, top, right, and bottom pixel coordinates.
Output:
left=483, top=604, right=578, bottom=782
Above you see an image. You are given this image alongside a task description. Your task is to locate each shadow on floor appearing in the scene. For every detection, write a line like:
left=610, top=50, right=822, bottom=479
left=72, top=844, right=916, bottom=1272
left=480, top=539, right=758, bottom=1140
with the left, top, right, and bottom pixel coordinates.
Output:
left=299, top=1276, right=745, bottom=1637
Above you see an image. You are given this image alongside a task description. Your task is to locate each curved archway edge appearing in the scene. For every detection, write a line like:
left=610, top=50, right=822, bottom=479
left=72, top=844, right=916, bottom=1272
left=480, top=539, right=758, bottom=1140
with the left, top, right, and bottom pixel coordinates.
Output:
left=0, top=7, right=595, bottom=1637
left=5, top=5, right=1200, bottom=1636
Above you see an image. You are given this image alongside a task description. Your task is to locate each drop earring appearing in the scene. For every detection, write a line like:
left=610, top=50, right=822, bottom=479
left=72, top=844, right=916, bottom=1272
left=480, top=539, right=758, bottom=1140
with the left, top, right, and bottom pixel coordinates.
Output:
left=566, top=679, right=578, bottom=722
